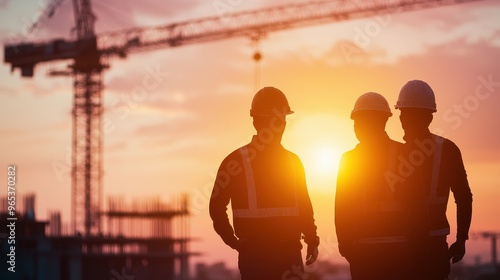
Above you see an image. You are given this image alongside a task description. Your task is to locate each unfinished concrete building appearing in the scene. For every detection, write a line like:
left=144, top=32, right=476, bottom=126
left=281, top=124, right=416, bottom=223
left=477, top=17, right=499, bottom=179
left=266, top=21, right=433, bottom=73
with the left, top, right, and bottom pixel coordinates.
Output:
left=0, top=193, right=194, bottom=280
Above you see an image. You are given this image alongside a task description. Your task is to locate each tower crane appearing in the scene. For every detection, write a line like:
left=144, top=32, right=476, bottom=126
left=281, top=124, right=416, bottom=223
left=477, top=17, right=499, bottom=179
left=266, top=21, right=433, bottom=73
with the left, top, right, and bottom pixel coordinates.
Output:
left=26, top=0, right=66, bottom=35
left=3, top=0, right=485, bottom=237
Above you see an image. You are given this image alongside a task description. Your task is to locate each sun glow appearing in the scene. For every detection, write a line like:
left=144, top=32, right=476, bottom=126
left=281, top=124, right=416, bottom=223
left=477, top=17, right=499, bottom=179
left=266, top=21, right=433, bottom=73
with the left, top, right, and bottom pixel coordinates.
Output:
left=285, top=114, right=356, bottom=190
left=299, top=142, right=344, bottom=184
left=311, top=146, right=341, bottom=175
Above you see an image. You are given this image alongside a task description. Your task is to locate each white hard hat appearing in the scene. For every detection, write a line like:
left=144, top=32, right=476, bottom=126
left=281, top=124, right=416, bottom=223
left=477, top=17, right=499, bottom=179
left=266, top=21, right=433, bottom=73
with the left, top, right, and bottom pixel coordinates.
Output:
left=395, top=80, right=437, bottom=112
left=351, top=92, right=392, bottom=119
left=250, top=87, right=294, bottom=117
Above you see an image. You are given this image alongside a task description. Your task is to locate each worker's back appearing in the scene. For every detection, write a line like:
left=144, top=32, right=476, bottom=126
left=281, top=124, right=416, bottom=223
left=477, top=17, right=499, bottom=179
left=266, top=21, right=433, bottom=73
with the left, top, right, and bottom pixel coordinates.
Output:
left=228, top=142, right=305, bottom=242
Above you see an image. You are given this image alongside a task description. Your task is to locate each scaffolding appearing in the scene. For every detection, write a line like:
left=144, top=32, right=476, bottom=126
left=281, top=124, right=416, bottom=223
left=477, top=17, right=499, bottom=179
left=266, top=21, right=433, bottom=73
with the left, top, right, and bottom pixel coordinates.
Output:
left=0, top=193, right=194, bottom=280
left=101, top=194, right=191, bottom=278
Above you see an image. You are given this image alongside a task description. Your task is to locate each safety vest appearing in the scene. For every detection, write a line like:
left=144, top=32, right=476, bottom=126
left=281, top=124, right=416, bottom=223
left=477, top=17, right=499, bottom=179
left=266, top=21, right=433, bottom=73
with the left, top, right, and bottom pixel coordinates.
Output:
left=359, top=135, right=450, bottom=243
left=427, top=134, right=450, bottom=237
left=232, top=146, right=300, bottom=219
left=358, top=141, right=410, bottom=244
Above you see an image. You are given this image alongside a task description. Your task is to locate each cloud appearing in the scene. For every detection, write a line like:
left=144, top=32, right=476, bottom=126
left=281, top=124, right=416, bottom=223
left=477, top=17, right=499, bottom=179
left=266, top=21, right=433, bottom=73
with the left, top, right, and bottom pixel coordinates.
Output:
left=298, top=0, right=500, bottom=65
left=0, top=0, right=205, bottom=45
left=213, top=82, right=250, bottom=96
left=0, top=0, right=10, bottom=9
left=387, top=0, right=499, bottom=28
left=0, top=127, right=23, bottom=137
left=136, top=103, right=194, bottom=119
left=106, top=140, right=128, bottom=153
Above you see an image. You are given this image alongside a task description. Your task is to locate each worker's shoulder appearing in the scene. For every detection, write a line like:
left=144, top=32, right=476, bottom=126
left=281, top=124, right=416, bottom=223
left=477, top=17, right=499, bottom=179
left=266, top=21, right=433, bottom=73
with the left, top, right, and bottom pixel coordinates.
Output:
left=341, top=148, right=356, bottom=158
left=219, top=145, right=246, bottom=165
left=339, top=146, right=358, bottom=163
left=342, top=138, right=402, bottom=157
left=282, top=148, right=302, bottom=163
left=389, top=138, right=404, bottom=147
left=433, top=134, right=461, bottom=152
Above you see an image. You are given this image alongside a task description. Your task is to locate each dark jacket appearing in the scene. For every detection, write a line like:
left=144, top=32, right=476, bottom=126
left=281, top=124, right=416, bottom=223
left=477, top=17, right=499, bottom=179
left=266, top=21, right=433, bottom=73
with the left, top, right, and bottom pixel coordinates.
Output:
left=335, top=133, right=412, bottom=253
left=403, top=132, right=473, bottom=240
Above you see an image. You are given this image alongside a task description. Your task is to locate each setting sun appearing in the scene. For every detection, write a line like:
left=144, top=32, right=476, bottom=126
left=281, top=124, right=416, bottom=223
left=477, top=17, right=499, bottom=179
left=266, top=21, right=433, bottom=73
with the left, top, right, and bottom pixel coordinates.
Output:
left=312, top=146, right=341, bottom=175
left=285, top=114, right=356, bottom=190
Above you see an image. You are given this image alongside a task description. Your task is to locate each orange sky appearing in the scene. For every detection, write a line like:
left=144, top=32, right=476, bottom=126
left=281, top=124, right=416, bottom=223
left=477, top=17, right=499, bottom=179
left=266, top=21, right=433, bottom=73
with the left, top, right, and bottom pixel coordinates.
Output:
left=1, top=0, right=500, bottom=271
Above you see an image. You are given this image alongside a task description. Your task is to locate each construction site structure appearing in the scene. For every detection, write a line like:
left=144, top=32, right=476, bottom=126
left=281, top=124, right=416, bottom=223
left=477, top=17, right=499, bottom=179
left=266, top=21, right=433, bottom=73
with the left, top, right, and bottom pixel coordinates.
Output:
left=474, top=231, right=500, bottom=271
left=0, top=193, right=194, bottom=280
left=2, top=0, right=486, bottom=240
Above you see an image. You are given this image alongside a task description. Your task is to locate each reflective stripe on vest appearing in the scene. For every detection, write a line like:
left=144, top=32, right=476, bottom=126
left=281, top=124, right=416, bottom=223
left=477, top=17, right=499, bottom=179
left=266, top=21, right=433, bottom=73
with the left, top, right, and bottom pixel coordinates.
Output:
left=428, top=134, right=448, bottom=204
left=429, top=227, right=450, bottom=237
left=233, top=146, right=299, bottom=218
left=428, top=134, right=446, bottom=204
left=358, top=236, right=410, bottom=244
left=428, top=135, right=450, bottom=237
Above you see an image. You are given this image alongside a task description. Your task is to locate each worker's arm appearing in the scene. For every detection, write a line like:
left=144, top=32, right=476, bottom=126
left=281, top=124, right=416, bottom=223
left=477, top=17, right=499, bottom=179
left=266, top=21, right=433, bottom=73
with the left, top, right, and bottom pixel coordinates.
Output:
left=209, top=157, right=239, bottom=250
left=449, top=142, right=472, bottom=240
left=294, top=155, right=319, bottom=244
left=335, top=153, right=356, bottom=258
left=293, top=155, right=320, bottom=265
left=448, top=141, right=473, bottom=263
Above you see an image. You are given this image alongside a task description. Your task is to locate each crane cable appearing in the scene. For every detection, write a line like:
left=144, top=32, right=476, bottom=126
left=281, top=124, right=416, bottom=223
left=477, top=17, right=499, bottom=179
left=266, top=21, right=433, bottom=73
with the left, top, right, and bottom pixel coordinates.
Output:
left=251, top=34, right=263, bottom=91
left=253, top=50, right=261, bottom=91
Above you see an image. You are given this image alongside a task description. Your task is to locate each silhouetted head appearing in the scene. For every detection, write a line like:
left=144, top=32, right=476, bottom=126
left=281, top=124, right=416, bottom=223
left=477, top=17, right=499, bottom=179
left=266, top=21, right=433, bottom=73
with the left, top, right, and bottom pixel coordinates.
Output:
left=395, top=80, right=436, bottom=134
left=250, top=87, right=293, bottom=144
left=399, top=107, right=433, bottom=134
left=250, top=87, right=293, bottom=117
left=351, top=92, right=392, bottom=143
left=252, top=115, right=286, bottom=141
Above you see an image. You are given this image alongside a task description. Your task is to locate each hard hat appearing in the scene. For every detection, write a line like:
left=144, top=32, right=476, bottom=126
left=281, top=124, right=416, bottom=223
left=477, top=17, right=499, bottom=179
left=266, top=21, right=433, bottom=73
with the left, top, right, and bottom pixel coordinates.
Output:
left=395, top=80, right=437, bottom=112
left=351, top=92, right=392, bottom=119
left=250, top=87, right=294, bottom=117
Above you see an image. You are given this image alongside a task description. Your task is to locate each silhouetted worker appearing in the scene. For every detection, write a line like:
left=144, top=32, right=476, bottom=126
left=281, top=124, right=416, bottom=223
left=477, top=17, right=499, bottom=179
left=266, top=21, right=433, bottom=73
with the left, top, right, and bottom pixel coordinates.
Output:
left=394, top=80, right=473, bottom=280
left=335, top=92, right=417, bottom=280
left=209, top=87, right=320, bottom=280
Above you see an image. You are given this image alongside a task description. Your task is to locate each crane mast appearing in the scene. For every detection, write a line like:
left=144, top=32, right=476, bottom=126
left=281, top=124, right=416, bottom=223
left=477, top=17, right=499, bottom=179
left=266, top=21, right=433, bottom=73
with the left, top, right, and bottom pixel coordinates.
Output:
left=3, top=0, right=485, bottom=238
left=71, top=0, right=103, bottom=237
